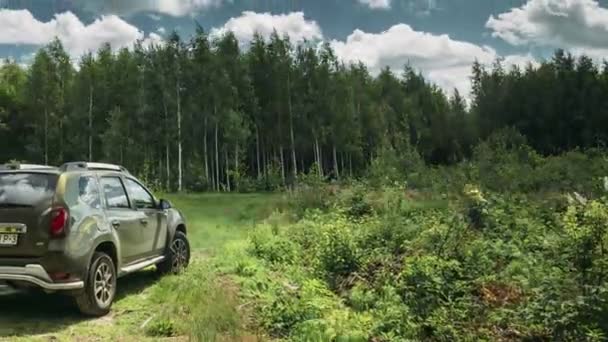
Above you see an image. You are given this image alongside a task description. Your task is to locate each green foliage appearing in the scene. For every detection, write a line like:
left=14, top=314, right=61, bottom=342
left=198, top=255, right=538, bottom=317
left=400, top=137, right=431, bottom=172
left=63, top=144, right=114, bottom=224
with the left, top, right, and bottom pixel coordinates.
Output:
left=288, top=164, right=335, bottom=217
left=144, top=318, right=176, bottom=337
left=472, top=127, right=541, bottom=192
left=367, top=146, right=406, bottom=189
left=235, top=181, right=608, bottom=341
left=249, top=223, right=298, bottom=264
left=149, top=262, right=243, bottom=341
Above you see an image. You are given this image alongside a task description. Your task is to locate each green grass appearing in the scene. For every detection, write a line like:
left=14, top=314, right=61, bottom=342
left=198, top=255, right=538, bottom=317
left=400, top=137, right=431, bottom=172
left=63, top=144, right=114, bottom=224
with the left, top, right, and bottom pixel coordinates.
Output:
left=0, top=193, right=281, bottom=342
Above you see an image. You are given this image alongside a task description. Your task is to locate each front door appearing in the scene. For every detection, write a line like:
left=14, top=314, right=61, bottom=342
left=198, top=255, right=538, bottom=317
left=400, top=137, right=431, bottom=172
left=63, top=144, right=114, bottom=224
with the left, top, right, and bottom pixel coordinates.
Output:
left=124, top=178, right=167, bottom=257
left=100, top=176, right=143, bottom=264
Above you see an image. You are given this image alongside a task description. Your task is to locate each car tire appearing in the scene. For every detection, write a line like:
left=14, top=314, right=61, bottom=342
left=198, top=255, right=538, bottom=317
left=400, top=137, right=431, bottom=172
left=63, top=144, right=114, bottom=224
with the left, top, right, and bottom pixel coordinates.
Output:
left=157, top=231, right=190, bottom=275
left=75, top=252, right=117, bottom=316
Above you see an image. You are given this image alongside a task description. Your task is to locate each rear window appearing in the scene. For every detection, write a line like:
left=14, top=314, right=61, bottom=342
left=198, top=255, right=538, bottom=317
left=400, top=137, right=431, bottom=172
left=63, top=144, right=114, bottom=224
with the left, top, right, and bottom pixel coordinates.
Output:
left=0, top=173, right=58, bottom=206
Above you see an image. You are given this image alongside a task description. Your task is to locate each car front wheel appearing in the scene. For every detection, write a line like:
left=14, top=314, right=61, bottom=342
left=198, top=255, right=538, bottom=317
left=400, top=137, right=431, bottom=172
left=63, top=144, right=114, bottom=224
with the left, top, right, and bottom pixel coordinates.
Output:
left=75, top=252, right=117, bottom=316
left=157, top=231, right=190, bottom=275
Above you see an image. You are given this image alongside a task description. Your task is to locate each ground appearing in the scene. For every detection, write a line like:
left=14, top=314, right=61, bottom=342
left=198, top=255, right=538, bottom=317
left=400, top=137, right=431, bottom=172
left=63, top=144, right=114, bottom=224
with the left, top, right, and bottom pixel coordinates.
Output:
left=0, top=193, right=280, bottom=342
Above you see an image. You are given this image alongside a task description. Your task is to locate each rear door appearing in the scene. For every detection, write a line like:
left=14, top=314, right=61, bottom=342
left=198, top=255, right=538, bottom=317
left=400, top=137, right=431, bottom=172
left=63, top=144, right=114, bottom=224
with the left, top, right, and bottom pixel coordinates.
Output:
left=124, top=178, right=167, bottom=256
left=0, top=172, right=58, bottom=257
left=99, top=176, right=143, bottom=264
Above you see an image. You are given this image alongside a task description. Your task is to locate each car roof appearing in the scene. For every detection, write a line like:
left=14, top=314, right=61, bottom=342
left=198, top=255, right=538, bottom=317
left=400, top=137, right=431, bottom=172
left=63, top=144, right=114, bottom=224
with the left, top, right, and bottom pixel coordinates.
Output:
left=0, top=164, right=60, bottom=174
left=0, top=162, right=131, bottom=176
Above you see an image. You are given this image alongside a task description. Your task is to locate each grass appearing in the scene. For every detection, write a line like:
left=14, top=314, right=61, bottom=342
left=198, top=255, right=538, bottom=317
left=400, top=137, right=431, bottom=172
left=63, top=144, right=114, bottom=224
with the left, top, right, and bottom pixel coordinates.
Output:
left=0, top=193, right=282, bottom=342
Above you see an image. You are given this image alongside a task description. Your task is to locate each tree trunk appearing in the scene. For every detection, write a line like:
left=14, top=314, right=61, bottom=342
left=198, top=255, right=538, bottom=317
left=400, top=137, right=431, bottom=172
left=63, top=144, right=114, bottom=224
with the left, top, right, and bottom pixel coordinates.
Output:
left=313, top=140, right=318, bottom=171
left=225, top=147, right=231, bottom=192
left=209, top=154, right=215, bottom=192
left=314, top=137, right=323, bottom=177
left=235, top=144, right=239, bottom=192
left=214, top=113, right=220, bottom=192
left=164, top=101, right=170, bottom=191
left=44, top=107, right=48, bottom=165
left=333, top=144, right=339, bottom=180
left=262, top=142, right=267, bottom=180
left=340, top=152, right=345, bottom=178
left=117, top=107, right=123, bottom=165
left=349, top=153, right=353, bottom=177
left=287, top=71, right=297, bottom=179
left=204, top=116, right=209, bottom=182
left=279, top=145, right=285, bottom=184
left=88, top=84, right=93, bottom=161
left=176, top=75, right=183, bottom=192
left=59, top=118, right=64, bottom=163
left=256, top=125, right=261, bottom=179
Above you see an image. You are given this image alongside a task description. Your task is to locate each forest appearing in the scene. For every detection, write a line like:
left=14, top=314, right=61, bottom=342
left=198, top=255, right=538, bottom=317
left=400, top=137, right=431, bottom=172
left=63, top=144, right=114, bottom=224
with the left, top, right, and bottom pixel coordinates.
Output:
left=3, top=28, right=608, bottom=192
left=3, top=29, right=608, bottom=341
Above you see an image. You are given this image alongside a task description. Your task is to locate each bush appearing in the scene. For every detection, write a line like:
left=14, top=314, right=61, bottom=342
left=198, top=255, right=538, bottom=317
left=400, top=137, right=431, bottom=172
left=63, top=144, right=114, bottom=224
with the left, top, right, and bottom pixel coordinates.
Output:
left=145, top=318, right=176, bottom=337
left=288, top=164, right=335, bottom=217
left=232, top=149, right=608, bottom=341
left=249, top=223, right=298, bottom=264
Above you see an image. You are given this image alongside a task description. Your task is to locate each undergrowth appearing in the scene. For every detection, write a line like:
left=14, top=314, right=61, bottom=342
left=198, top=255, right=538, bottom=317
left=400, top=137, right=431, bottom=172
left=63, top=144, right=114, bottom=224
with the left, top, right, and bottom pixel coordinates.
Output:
left=231, top=184, right=608, bottom=341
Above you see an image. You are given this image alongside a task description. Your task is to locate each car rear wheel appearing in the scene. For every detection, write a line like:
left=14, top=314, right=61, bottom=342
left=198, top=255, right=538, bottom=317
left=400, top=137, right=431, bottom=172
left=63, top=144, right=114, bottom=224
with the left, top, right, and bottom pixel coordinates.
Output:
left=75, top=252, right=117, bottom=316
left=157, top=231, right=190, bottom=275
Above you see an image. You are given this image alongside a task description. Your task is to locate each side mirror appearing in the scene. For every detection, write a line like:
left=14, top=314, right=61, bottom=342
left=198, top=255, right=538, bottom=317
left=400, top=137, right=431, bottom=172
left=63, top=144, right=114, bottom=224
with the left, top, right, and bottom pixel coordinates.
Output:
left=159, top=199, right=172, bottom=210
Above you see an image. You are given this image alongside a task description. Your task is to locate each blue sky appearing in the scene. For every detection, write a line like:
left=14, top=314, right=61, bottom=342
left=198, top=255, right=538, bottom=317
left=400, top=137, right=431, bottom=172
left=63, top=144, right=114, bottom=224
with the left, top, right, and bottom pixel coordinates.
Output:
left=1, top=0, right=608, bottom=96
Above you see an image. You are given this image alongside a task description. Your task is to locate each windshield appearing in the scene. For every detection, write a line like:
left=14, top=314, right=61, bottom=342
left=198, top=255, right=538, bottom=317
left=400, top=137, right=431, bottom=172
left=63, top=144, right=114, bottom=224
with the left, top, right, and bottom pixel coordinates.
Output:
left=0, top=173, right=57, bottom=207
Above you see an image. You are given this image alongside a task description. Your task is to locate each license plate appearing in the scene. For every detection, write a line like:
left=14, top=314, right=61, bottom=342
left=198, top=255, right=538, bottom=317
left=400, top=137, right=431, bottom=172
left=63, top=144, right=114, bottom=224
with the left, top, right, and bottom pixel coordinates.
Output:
left=0, top=224, right=27, bottom=234
left=0, top=234, right=18, bottom=246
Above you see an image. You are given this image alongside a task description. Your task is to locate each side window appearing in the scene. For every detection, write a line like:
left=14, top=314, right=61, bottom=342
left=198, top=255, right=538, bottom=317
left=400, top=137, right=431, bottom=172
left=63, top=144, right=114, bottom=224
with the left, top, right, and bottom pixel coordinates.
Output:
left=78, top=176, right=101, bottom=210
left=125, top=179, right=155, bottom=209
left=100, top=177, right=130, bottom=209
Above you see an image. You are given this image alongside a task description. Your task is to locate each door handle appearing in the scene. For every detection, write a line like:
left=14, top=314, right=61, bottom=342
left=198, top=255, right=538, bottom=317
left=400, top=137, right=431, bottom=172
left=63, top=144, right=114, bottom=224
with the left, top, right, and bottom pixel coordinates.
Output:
left=140, top=219, right=148, bottom=226
left=111, top=220, right=120, bottom=229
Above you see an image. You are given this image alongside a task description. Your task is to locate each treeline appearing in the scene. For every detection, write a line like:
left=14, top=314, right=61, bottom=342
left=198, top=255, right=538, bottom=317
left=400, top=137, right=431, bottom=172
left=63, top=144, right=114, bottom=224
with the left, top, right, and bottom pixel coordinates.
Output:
left=1, top=27, right=607, bottom=191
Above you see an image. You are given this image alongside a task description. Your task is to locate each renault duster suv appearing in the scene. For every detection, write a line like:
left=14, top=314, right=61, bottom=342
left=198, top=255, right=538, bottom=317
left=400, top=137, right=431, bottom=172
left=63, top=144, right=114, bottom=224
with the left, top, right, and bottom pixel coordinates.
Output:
left=0, top=162, right=190, bottom=316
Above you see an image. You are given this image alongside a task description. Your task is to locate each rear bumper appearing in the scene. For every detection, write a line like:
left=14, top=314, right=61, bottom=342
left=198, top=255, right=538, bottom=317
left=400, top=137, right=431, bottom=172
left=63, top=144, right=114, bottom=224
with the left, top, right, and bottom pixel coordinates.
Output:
left=0, top=264, right=84, bottom=291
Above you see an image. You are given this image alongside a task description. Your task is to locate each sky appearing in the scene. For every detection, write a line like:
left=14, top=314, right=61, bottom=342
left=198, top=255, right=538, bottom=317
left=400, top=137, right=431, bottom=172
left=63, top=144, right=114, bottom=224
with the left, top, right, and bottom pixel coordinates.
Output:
left=1, top=0, right=608, bottom=97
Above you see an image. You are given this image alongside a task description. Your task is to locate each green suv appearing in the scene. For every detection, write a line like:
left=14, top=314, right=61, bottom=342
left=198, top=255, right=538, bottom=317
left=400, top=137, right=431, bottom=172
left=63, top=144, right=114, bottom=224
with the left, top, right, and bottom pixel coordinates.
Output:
left=0, top=162, right=190, bottom=316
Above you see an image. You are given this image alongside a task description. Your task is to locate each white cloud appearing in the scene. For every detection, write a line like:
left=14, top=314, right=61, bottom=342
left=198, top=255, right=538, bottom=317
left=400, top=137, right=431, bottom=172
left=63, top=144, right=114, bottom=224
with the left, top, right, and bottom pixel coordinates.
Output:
left=487, top=0, right=608, bottom=52
left=82, top=0, right=227, bottom=17
left=358, top=0, right=392, bottom=10
left=142, top=33, right=165, bottom=48
left=155, top=0, right=226, bottom=16
left=330, top=24, right=535, bottom=97
left=0, top=9, right=160, bottom=58
left=148, top=14, right=162, bottom=21
left=211, top=11, right=323, bottom=44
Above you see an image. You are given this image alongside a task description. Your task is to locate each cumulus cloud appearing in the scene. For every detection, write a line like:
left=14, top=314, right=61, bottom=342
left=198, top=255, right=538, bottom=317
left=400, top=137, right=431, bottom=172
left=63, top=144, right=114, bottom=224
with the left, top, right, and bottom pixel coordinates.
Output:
left=358, top=0, right=392, bottom=10
left=331, top=24, right=535, bottom=97
left=0, top=9, right=160, bottom=58
left=210, top=11, right=323, bottom=44
left=81, top=0, right=227, bottom=17
left=487, top=0, right=608, bottom=52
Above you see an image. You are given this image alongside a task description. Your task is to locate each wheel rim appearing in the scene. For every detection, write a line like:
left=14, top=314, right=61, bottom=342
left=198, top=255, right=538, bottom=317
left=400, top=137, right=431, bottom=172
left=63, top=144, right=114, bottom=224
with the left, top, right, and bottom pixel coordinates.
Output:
left=170, top=238, right=188, bottom=273
left=94, top=262, right=115, bottom=307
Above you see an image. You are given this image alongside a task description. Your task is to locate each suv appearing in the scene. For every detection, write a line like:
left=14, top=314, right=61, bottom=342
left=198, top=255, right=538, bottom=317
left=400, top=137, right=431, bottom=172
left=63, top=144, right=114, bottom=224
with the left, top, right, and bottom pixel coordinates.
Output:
left=0, top=162, right=190, bottom=316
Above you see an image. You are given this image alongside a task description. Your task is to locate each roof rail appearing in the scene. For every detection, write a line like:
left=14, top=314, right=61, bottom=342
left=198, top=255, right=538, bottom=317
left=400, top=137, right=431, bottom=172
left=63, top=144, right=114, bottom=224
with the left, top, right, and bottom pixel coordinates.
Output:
left=60, top=162, right=130, bottom=174
left=0, top=163, right=56, bottom=171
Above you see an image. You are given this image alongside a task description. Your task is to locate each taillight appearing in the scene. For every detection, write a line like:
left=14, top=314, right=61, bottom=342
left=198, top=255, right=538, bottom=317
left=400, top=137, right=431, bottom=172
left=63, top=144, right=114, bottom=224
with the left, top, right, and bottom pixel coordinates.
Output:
left=50, top=208, right=69, bottom=237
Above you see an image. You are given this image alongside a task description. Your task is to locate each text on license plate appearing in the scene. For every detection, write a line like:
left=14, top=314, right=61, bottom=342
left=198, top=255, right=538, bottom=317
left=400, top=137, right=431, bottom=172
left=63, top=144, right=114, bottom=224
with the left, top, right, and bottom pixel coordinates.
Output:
left=0, top=234, right=18, bottom=246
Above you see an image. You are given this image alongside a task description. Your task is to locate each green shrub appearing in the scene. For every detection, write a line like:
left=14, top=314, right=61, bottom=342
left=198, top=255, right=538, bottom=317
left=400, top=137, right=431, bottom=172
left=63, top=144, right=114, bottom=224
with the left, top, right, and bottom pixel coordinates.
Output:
left=238, top=177, right=608, bottom=340
left=315, top=216, right=362, bottom=287
left=249, top=223, right=299, bottom=264
left=144, top=318, right=176, bottom=337
left=288, top=164, right=335, bottom=217
left=367, top=146, right=407, bottom=189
